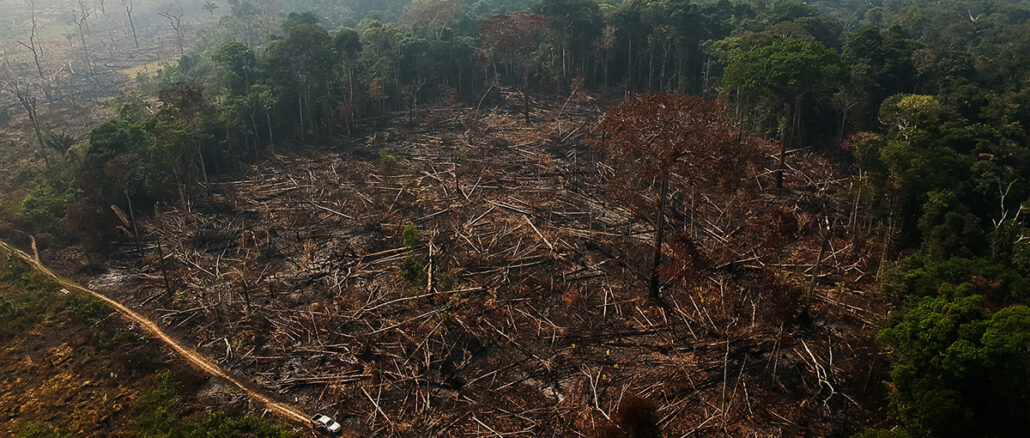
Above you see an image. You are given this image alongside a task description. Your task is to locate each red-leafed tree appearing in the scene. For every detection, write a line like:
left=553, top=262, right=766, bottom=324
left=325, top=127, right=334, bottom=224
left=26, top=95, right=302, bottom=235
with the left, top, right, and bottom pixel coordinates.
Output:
left=590, top=94, right=753, bottom=301
left=478, top=12, right=557, bottom=123
left=404, top=0, right=463, bottom=40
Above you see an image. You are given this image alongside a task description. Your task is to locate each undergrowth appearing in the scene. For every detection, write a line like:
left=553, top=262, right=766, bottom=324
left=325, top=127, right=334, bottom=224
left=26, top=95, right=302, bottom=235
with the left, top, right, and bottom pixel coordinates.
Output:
left=0, top=251, right=109, bottom=338
left=133, top=372, right=294, bottom=437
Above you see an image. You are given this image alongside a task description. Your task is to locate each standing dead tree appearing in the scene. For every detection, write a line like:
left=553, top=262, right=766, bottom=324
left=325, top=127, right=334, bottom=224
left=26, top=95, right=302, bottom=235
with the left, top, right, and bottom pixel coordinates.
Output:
left=77, top=0, right=93, bottom=35
left=71, top=7, right=94, bottom=77
left=123, top=0, right=140, bottom=50
left=2, top=69, right=49, bottom=167
left=590, top=94, right=750, bottom=301
left=19, top=0, right=50, bottom=103
left=159, top=6, right=187, bottom=59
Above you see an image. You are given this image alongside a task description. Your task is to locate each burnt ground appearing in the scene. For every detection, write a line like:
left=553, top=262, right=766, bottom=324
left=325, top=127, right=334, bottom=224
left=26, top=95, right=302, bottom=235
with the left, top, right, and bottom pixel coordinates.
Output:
left=50, top=93, right=893, bottom=436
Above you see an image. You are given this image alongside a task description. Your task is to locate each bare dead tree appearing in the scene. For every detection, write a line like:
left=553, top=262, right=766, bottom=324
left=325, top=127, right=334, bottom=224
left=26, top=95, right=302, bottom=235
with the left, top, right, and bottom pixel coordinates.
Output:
left=2, top=70, right=49, bottom=168
left=71, top=8, right=94, bottom=77
left=77, top=0, right=92, bottom=35
left=159, top=6, right=187, bottom=58
left=19, top=0, right=50, bottom=103
left=123, top=0, right=139, bottom=50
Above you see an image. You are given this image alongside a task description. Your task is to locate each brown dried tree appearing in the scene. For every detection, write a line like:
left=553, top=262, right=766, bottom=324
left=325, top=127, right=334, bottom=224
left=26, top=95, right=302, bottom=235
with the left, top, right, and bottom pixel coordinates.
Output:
left=590, top=94, right=749, bottom=301
left=478, top=12, right=557, bottom=123
left=404, top=0, right=463, bottom=40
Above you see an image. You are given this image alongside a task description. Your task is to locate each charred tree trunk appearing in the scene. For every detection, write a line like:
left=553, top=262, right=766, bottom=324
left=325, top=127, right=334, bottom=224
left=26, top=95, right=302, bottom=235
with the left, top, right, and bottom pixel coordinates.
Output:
left=297, top=87, right=305, bottom=145
left=155, top=235, right=173, bottom=298
left=649, top=173, right=669, bottom=301
left=20, top=2, right=51, bottom=103
left=807, top=217, right=835, bottom=306
left=194, top=136, right=208, bottom=183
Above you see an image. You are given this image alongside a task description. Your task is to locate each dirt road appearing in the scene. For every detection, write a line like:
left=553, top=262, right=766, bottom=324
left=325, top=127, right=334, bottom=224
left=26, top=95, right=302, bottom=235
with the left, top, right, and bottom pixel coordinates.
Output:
left=0, top=240, right=313, bottom=430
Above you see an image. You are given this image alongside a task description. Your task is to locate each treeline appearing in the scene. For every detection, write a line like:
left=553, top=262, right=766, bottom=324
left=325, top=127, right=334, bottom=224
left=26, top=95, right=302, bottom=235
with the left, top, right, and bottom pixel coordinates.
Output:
left=3, top=1, right=1030, bottom=437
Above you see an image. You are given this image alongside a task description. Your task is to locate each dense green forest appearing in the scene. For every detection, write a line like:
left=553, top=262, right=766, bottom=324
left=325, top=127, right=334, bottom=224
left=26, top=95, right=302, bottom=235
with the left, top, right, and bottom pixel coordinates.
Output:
left=2, top=0, right=1029, bottom=436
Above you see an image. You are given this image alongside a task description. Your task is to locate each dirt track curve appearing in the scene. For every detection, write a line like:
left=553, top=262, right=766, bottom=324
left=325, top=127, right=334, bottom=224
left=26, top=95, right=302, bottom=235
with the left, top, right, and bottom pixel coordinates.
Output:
left=0, top=240, right=313, bottom=430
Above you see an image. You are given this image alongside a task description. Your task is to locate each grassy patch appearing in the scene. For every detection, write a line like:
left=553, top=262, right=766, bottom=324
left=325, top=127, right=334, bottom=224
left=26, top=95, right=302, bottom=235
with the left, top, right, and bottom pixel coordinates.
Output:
left=0, top=252, right=109, bottom=338
left=14, top=422, right=70, bottom=438
left=133, top=372, right=294, bottom=437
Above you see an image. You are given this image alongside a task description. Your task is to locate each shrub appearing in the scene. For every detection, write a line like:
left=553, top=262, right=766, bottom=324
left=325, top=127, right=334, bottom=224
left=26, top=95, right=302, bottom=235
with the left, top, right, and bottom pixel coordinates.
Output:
left=0, top=256, right=60, bottom=337
left=132, top=372, right=188, bottom=435
left=436, top=272, right=456, bottom=291
left=884, top=255, right=1029, bottom=306
left=90, top=328, right=131, bottom=350
left=378, top=148, right=398, bottom=172
left=400, top=255, right=426, bottom=290
left=187, top=412, right=294, bottom=438
left=44, top=130, right=76, bottom=154
left=402, top=224, right=420, bottom=248
left=133, top=372, right=294, bottom=437
left=65, top=293, right=110, bottom=322
left=20, top=185, right=68, bottom=240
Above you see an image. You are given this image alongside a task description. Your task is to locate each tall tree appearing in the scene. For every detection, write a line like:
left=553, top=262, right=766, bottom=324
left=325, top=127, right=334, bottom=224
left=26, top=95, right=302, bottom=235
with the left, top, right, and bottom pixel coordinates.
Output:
left=123, top=0, right=139, bottom=50
left=478, top=12, right=558, bottom=123
left=590, top=94, right=750, bottom=301
left=334, top=28, right=362, bottom=133
left=19, top=0, right=50, bottom=103
left=723, top=38, right=841, bottom=189
left=265, top=22, right=335, bottom=143
left=159, top=6, right=187, bottom=58
left=71, top=6, right=94, bottom=78
left=533, top=0, right=603, bottom=85
left=3, top=70, right=48, bottom=167
left=404, top=0, right=463, bottom=40
left=212, top=42, right=256, bottom=96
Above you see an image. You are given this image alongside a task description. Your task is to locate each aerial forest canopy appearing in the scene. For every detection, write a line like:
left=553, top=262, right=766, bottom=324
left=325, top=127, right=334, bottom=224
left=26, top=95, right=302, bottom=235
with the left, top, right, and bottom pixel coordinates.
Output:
left=1, top=0, right=1029, bottom=437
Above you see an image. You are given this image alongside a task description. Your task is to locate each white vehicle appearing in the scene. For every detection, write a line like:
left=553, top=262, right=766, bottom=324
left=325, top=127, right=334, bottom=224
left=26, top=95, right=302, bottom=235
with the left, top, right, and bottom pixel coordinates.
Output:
left=310, top=414, right=342, bottom=435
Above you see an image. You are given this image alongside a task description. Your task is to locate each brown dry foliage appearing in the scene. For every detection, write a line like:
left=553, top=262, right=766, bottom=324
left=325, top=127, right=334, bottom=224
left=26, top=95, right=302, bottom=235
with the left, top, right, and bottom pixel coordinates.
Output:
left=763, top=270, right=804, bottom=325
left=589, top=94, right=756, bottom=213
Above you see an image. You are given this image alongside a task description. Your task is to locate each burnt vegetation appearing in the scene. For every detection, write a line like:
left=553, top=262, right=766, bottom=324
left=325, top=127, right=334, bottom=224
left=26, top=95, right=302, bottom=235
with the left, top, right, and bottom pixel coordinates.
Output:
left=0, top=0, right=1029, bottom=437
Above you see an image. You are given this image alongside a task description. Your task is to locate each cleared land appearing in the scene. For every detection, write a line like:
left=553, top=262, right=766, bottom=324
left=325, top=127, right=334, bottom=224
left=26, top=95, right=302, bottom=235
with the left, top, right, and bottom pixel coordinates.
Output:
left=54, top=94, right=890, bottom=436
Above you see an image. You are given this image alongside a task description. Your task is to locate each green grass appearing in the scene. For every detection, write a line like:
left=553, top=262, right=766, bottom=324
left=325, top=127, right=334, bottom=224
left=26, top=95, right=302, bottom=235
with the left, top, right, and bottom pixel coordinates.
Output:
left=2, top=251, right=294, bottom=437
left=133, top=372, right=295, bottom=438
left=13, top=422, right=70, bottom=438
left=0, top=252, right=110, bottom=338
